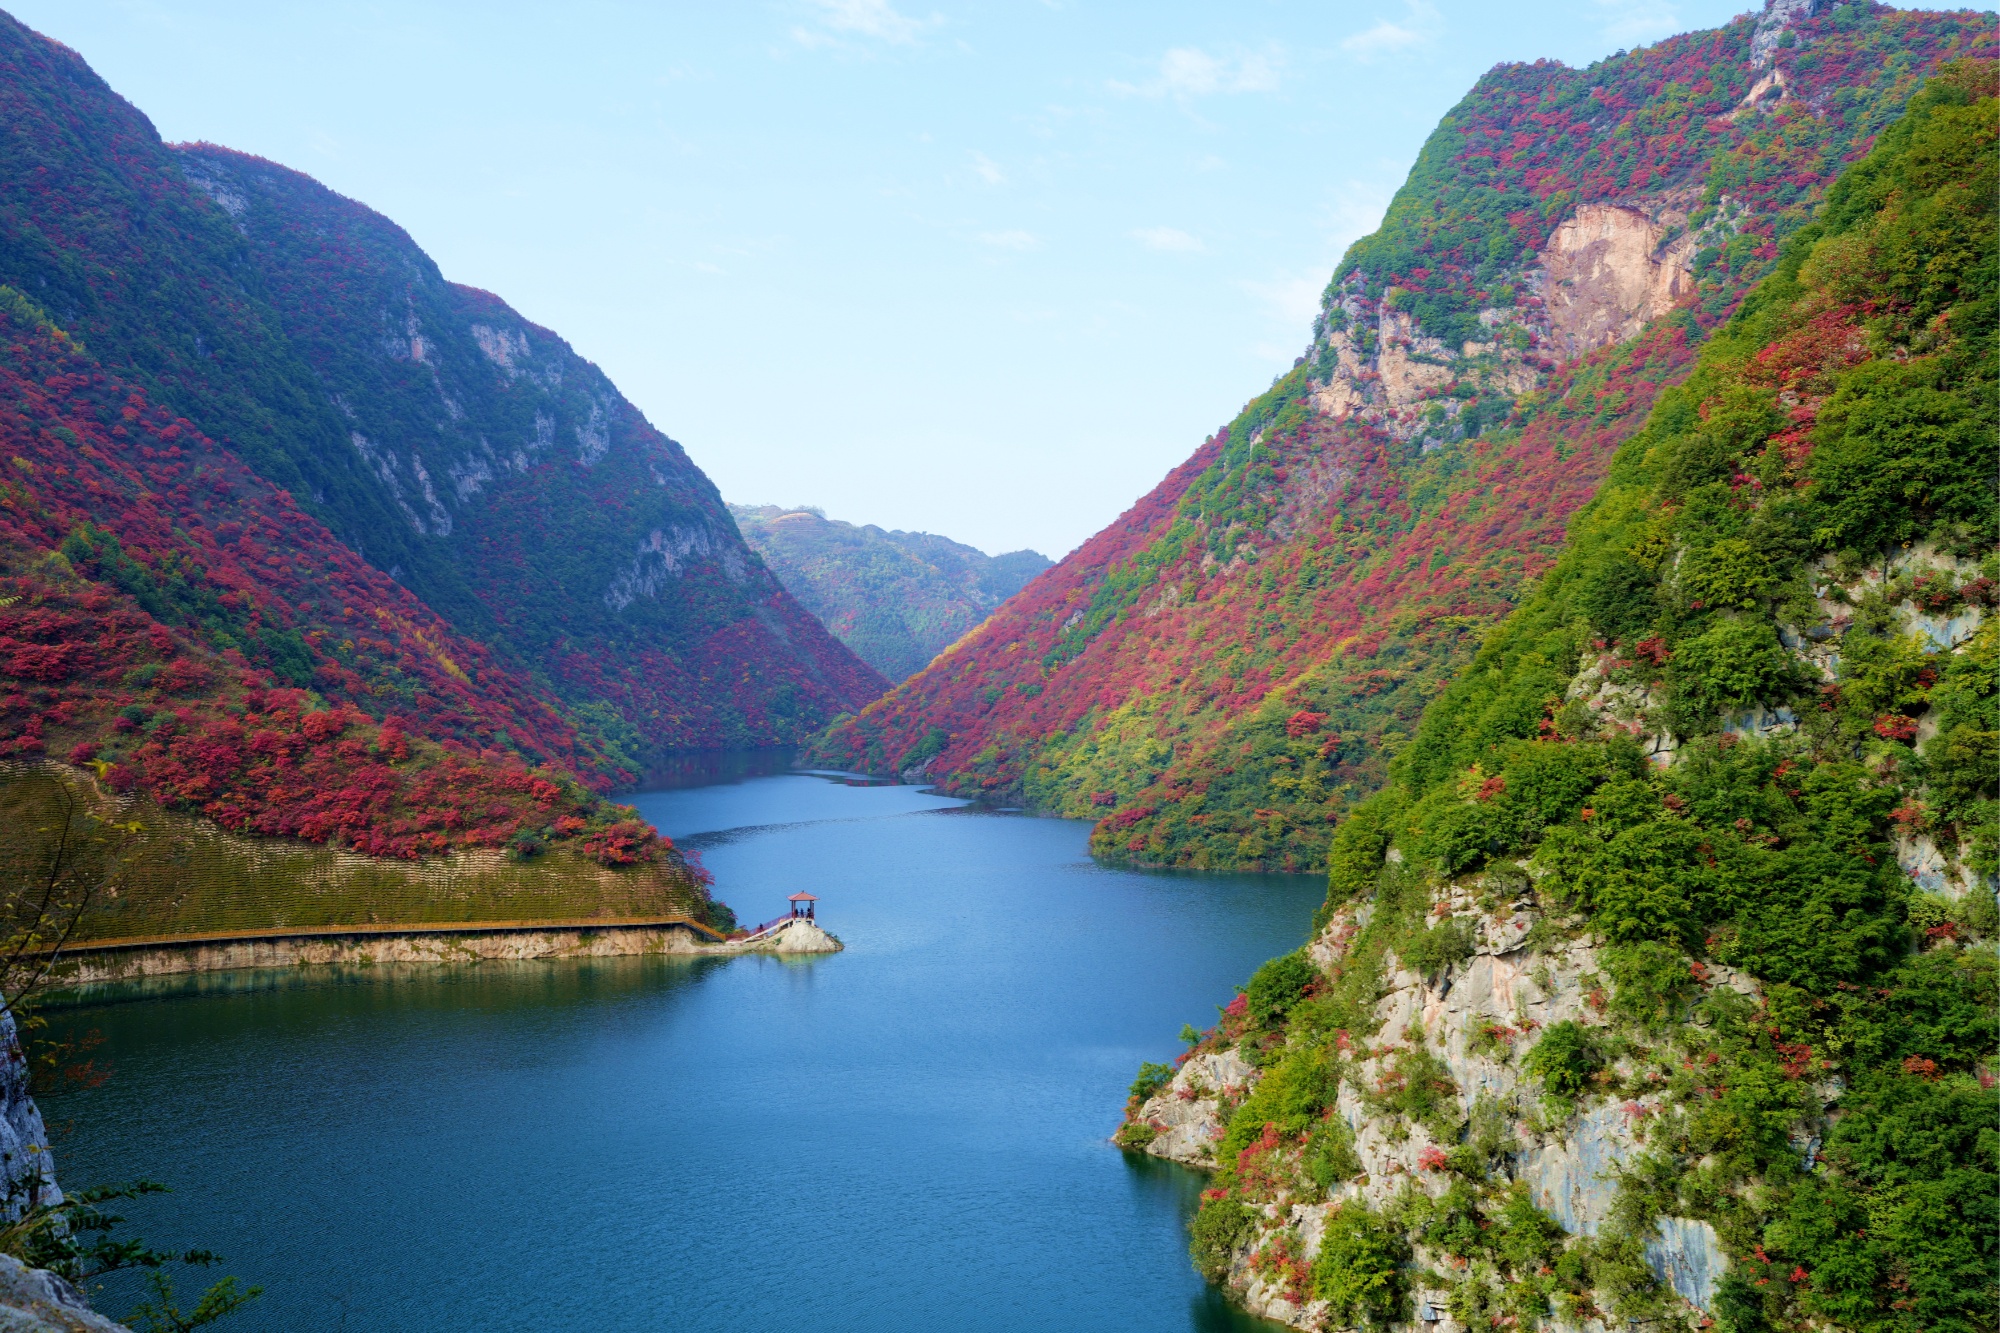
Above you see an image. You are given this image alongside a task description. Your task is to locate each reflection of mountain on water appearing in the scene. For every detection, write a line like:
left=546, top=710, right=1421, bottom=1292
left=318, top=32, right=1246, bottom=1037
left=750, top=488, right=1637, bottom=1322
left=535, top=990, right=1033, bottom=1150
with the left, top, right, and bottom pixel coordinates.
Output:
left=634, top=747, right=802, bottom=791
left=44, top=952, right=723, bottom=1014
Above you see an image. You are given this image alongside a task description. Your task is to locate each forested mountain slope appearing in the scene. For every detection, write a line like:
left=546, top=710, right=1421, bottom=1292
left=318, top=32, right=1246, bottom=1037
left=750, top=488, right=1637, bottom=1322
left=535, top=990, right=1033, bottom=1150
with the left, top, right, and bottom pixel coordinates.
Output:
left=0, top=11, right=883, bottom=772
left=1128, top=63, right=1996, bottom=1332
left=731, top=504, right=1050, bottom=681
left=809, top=1, right=1992, bottom=875
left=0, top=286, right=723, bottom=916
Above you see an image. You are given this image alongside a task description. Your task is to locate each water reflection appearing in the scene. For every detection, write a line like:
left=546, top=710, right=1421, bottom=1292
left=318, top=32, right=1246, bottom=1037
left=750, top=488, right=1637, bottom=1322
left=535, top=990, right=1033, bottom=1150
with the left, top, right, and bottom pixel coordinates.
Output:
left=634, top=745, right=800, bottom=790
left=50, top=769, right=1322, bottom=1333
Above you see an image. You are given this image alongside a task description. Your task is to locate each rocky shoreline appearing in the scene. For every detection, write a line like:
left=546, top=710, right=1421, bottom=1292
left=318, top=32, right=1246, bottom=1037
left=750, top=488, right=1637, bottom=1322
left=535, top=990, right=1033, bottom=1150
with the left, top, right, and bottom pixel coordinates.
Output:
left=1125, top=892, right=1739, bottom=1331
left=56, top=917, right=842, bottom=987
left=0, top=1008, right=131, bottom=1332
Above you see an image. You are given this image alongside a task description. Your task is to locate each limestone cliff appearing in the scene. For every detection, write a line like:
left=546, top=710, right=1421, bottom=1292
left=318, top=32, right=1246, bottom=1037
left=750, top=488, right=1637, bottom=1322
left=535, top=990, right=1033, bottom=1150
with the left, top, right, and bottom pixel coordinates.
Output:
left=0, top=1010, right=129, bottom=1333
left=1123, top=546, right=1994, bottom=1331
left=1120, top=63, right=1998, bottom=1331
left=1308, top=185, right=1731, bottom=444
left=1130, top=891, right=1745, bottom=1331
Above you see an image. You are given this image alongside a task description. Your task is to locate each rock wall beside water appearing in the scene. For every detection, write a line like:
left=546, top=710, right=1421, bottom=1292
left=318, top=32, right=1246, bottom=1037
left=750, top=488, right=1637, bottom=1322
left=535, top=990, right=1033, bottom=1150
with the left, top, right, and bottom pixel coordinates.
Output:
left=0, top=1009, right=58, bottom=1217
left=63, top=916, right=843, bottom=985
left=1129, top=891, right=1762, bottom=1332
left=0, top=1010, right=130, bottom=1333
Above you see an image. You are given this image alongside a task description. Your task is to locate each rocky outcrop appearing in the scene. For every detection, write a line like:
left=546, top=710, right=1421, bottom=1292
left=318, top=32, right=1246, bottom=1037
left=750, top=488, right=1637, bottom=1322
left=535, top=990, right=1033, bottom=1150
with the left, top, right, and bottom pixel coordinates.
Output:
left=1307, top=183, right=1741, bottom=449
left=0, top=1255, right=130, bottom=1333
left=0, top=1012, right=56, bottom=1219
left=1537, top=202, right=1699, bottom=359
left=0, top=1012, right=129, bottom=1333
left=1308, top=300, right=1541, bottom=443
left=760, top=920, right=843, bottom=954
left=1136, top=1049, right=1257, bottom=1165
left=1131, top=892, right=1769, bottom=1331
left=1751, top=0, right=1825, bottom=68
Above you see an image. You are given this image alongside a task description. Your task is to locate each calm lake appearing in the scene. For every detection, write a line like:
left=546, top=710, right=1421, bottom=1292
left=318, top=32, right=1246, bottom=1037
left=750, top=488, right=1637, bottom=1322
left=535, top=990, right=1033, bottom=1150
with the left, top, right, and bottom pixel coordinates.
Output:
left=49, top=766, right=1322, bottom=1331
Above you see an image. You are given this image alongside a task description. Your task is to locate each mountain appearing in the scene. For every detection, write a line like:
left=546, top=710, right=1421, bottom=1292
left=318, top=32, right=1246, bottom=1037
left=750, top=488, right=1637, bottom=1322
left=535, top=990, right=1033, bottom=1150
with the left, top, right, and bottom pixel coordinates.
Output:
left=808, top=1, right=1993, bottom=876
left=730, top=504, right=1050, bottom=681
left=1128, top=62, right=1995, bottom=1331
left=0, top=8, right=891, bottom=920
left=0, top=276, right=726, bottom=926
left=0, top=5, right=896, bottom=920
left=0, top=10, right=884, bottom=773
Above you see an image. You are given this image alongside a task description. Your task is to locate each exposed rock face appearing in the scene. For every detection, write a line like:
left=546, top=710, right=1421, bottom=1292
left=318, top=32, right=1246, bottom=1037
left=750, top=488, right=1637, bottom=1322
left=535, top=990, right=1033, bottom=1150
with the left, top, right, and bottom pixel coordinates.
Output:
left=0, top=1011, right=56, bottom=1218
left=1306, top=187, right=1735, bottom=447
left=1538, top=203, right=1699, bottom=359
left=1308, top=300, right=1543, bottom=443
left=164, top=144, right=887, bottom=746
left=1752, top=0, right=1826, bottom=67
left=0, top=1254, right=130, bottom=1333
left=1137, top=1049, right=1257, bottom=1166
left=1131, top=895, right=1765, bottom=1331
left=0, top=1012, right=130, bottom=1333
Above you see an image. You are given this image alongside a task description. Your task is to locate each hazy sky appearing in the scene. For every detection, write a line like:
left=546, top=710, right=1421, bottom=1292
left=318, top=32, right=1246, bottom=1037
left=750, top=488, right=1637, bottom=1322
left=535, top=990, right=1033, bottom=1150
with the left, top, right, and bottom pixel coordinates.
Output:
left=18, top=0, right=1759, bottom=557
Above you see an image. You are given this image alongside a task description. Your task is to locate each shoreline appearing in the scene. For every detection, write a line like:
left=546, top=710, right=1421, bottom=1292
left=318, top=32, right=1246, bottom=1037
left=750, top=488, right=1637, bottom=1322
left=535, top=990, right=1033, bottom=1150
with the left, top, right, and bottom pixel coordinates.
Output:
left=48, top=916, right=841, bottom=988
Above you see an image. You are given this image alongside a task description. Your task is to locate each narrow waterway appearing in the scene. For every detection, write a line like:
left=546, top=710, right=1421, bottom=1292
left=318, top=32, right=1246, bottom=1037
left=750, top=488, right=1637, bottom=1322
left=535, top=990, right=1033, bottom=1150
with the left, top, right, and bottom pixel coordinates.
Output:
left=49, top=768, right=1321, bottom=1331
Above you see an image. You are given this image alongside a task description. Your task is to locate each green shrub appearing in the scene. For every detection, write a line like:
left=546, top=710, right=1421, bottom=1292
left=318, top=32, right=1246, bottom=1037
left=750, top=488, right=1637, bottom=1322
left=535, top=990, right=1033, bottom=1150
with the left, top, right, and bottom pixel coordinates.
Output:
left=1601, top=939, right=1696, bottom=1033
left=1361, top=1043, right=1461, bottom=1135
left=1678, top=537, right=1780, bottom=611
left=1304, top=1115, right=1362, bottom=1193
left=1128, top=1061, right=1174, bottom=1105
left=1218, top=1047, right=1337, bottom=1166
left=1399, top=916, right=1475, bottom=978
left=1405, top=785, right=1496, bottom=874
left=1189, top=1195, right=1257, bottom=1282
left=1310, top=1204, right=1409, bottom=1327
left=1418, top=1178, right=1487, bottom=1259
left=1245, top=950, right=1319, bottom=1023
left=1524, top=1020, right=1603, bottom=1105
left=1579, top=552, right=1661, bottom=642
left=1808, top=355, right=1999, bottom=553
left=1671, top=616, right=1802, bottom=722
left=1926, top=724, right=1999, bottom=819
left=1112, top=1121, right=1160, bottom=1151
left=1317, top=794, right=1397, bottom=928
left=895, top=726, right=949, bottom=772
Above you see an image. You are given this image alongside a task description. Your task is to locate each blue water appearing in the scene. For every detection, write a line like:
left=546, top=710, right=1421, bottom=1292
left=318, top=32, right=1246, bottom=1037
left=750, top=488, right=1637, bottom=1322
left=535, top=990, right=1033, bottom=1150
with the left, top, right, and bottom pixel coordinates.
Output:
left=48, top=771, right=1321, bottom=1331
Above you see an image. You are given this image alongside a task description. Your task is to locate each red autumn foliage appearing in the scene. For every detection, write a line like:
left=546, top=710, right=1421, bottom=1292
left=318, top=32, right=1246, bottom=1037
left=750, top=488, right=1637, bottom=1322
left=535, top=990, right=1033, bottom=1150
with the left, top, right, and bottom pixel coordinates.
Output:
left=807, top=10, right=1986, bottom=872
left=1872, top=714, right=1920, bottom=742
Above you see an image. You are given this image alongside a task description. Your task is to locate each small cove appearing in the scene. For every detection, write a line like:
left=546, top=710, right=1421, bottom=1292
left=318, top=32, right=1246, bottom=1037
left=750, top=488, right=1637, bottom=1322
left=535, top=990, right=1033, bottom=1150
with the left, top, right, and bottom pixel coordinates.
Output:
left=48, top=769, right=1321, bottom=1331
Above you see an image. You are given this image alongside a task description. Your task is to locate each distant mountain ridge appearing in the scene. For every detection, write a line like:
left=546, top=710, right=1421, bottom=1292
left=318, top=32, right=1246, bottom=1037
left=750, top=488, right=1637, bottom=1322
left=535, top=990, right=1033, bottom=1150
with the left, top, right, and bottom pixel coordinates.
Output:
left=809, top=0, right=1994, bottom=874
left=731, top=504, right=1050, bottom=682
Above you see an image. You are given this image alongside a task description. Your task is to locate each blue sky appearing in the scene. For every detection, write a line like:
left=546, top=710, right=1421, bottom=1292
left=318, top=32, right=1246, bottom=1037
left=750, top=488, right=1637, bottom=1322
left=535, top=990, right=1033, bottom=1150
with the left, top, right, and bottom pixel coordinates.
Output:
left=18, top=0, right=1760, bottom=557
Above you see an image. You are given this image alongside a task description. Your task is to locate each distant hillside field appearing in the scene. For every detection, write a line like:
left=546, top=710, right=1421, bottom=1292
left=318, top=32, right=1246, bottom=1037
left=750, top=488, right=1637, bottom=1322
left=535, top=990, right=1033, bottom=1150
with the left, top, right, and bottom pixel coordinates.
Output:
left=731, top=505, right=1050, bottom=682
